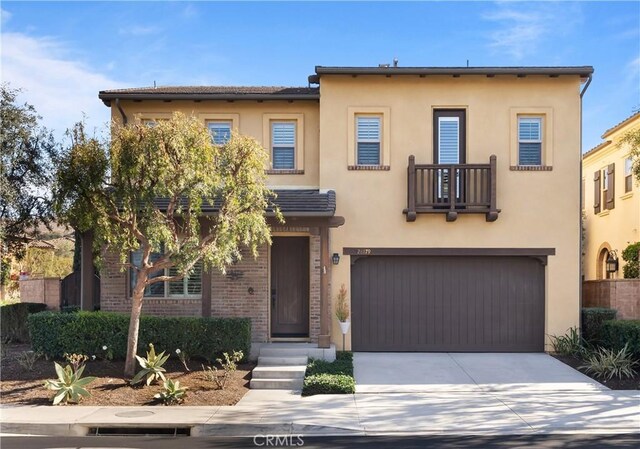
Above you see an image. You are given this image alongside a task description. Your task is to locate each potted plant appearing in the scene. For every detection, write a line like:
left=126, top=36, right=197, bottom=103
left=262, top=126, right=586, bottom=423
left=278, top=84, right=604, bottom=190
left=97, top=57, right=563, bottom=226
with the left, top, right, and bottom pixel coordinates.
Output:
left=335, top=284, right=350, bottom=337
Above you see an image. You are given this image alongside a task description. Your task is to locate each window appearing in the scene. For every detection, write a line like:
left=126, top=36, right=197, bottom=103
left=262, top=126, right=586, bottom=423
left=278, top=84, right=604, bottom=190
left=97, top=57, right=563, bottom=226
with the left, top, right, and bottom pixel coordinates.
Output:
left=356, top=116, right=381, bottom=165
left=130, top=248, right=202, bottom=298
left=208, top=121, right=232, bottom=145
left=625, top=157, right=633, bottom=193
left=271, top=122, right=296, bottom=170
left=518, top=117, right=542, bottom=165
left=594, top=164, right=615, bottom=213
left=143, top=120, right=157, bottom=127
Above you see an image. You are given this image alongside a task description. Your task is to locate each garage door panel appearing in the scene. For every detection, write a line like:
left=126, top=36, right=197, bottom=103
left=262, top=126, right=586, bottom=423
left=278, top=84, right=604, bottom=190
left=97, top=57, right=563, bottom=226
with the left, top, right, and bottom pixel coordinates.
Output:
left=351, top=256, right=545, bottom=352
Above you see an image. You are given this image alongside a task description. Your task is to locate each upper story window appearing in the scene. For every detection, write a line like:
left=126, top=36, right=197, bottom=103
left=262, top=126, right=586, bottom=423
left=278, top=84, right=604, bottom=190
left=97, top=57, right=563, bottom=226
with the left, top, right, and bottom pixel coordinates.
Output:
left=625, top=157, right=633, bottom=193
left=518, top=117, right=542, bottom=166
left=208, top=121, right=232, bottom=145
left=271, top=122, right=296, bottom=170
left=130, top=247, right=202, bottom=298
left=594, top=163, right=615, bottom=214
left=356, top=116, right=381, bottom=165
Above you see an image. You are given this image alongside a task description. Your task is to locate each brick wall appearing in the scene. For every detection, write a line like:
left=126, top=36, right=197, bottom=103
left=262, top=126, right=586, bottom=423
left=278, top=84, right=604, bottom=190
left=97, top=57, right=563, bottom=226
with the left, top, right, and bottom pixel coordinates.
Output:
left=100, top=229, right=322, bottom=343
left=583, top=280, right=640, bottom=319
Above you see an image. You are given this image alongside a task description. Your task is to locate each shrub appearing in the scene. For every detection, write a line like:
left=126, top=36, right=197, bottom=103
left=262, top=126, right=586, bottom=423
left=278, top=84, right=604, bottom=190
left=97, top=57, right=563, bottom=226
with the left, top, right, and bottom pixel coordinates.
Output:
left=582, top=308, right=617, bottom=344
left=0, top=302, right=47, bottom=343
left=131, top=344, right=169, bottom=386
left=303, top=374, right=355, bottom=395
left=306, top=358, right=353, bottom=377
left=336, top=351, right=353, bottom=362
left=549, top=327, right=587, bottom=357
left=579, top=344, right=638, bottom=380
left=202, top=350, right=243, bottom=390
left=154, top=379, right=187, bottom=405
left=601, top=320, right=640, bottom=357
left=28, top=312, right=251, bottom=361
left=335, top=284, right=350, bottom=322
left=17, top=350, right=40, bottom=371
left=44, top=362, right=97, bottom=405
left=622, top=242, right=640, bottom=279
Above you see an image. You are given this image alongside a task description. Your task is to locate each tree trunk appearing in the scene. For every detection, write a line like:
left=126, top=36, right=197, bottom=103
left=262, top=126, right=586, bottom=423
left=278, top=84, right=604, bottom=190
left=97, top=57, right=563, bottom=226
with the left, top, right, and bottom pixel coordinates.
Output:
left=124, top=275, right=146, bottom=378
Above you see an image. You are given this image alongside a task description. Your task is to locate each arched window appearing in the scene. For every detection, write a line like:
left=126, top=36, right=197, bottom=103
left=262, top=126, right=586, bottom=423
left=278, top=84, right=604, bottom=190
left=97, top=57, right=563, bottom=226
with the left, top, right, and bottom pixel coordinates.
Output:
left=597, top=245, right=612, bottom=280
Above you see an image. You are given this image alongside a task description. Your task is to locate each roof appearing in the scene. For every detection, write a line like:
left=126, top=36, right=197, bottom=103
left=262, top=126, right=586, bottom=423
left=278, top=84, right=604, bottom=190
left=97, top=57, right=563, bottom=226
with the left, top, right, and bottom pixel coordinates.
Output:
left=583, top=140, right=612, bottom=159
left=602, top=111, right=640, bottom=139
left=312, top=65, right=594, bottom=79
left=153, top=189, right=336, bottom=217
left=99, top=86, right=319, bottom=105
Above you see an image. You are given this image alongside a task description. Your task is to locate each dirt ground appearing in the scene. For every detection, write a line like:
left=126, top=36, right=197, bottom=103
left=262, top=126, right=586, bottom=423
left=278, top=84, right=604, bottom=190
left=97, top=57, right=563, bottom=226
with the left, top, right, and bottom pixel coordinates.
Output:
left=0, top=343, right=254, bottom=406
left=552, top=353, right=640, bottom=390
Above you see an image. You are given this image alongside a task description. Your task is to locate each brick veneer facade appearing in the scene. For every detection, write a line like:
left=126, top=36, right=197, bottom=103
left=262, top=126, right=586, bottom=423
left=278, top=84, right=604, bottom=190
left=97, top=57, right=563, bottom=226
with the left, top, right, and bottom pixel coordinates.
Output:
left=583, top=279, right=640, bottom=320
left=100, top=227, right=322, bottom=343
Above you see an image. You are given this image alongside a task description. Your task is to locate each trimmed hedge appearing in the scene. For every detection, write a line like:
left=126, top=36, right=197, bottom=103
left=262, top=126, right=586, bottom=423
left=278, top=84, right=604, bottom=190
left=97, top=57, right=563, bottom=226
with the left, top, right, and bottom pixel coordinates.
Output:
left=582, top=307, right=617, bottom=344
left=0, top=302, right=48, bottom=343
left=601, top=320, right=640, bottom=358
left=303, top=373, right=355, bottom=395
left=302, top=351, right=355, bottom=396
left=28, top=311, right=251, bottom=361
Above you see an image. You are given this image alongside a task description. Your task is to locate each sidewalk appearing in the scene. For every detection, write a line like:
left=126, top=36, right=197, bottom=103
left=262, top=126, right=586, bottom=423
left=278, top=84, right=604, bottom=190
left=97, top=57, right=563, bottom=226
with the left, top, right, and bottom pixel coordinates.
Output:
left=2, top=388, right=639, bottom=437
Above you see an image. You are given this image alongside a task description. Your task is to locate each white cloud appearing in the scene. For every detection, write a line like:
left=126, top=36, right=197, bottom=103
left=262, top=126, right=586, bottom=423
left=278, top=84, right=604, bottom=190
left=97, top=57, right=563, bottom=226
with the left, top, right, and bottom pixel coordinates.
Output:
left=1, top=7, right=11, bottom=25
left=483, top=2, right=582, bottom=60
left=1, top=32, right=126, bottom=141
left=118, top=25, right=161, bottom=36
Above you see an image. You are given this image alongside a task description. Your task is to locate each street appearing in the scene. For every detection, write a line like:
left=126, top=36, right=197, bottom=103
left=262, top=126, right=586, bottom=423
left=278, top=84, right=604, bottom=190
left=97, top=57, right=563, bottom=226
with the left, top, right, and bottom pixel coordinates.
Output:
left=2, top=434, right=639, bottom=449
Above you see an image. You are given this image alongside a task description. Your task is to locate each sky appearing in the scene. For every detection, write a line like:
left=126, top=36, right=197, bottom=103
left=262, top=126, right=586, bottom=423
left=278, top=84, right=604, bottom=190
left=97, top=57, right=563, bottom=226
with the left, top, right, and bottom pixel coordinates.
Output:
left=1, top=1, right=639, bottom=152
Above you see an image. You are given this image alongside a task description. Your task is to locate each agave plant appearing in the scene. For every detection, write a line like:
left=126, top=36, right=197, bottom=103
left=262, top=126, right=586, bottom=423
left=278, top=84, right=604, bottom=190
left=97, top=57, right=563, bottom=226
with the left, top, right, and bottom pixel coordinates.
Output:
left=44, top=363, right=97, bottom=405
left=154, top=379, right=188, bottom=405
left=131, top=343, right=170, bottom=386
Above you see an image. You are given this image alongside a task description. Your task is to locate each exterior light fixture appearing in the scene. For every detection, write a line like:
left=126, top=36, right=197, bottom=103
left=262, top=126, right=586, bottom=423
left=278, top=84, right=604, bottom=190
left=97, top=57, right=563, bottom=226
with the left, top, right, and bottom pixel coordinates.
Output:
left=606, top=250, right=619, bottom=274
left=332, top=253, right=340, bottom=265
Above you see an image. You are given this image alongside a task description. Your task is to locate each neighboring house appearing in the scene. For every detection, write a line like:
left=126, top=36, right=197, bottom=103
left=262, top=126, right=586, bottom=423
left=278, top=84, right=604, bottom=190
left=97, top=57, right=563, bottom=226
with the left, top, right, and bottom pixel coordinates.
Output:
left=583, top=111, right=639, bottom=280
left=94, top=65, right=593, bottom=352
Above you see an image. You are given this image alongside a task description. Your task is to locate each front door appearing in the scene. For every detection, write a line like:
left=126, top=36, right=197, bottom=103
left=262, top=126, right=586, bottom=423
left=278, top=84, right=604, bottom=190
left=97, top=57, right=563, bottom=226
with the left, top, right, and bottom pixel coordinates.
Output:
left=271, top=237, right=309, bottom=338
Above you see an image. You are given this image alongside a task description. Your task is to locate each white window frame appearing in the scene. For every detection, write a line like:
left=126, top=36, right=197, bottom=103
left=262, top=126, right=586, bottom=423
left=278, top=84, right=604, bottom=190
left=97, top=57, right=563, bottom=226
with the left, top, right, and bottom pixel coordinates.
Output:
left=207, top=120, right=232, bottom=145
left=271, top=121, right=296, bottom=170
left=130, top=248, right=202, bottom=299
left=356, top=115, right=382, bottom=166
left=517, top=117, right=543, bottom=166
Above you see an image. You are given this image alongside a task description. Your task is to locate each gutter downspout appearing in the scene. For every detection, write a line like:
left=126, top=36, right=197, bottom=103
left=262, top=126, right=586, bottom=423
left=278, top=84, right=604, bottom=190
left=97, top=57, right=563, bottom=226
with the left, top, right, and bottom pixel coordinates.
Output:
left=578, top=73, right=593, bottom=338
left=114, top=98, right=128, bottom=125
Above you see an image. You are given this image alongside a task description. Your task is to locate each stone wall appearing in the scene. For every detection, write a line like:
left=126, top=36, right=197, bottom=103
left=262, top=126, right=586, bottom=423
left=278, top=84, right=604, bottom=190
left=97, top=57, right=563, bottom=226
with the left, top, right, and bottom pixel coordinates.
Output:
left=583, top=280, right=640, bottom=319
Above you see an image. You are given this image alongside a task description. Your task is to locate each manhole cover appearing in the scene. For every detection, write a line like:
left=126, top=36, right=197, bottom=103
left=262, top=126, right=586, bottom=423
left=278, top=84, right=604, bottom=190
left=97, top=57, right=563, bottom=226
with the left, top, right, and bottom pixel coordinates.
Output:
left=114, top=410, right=156, bottom=418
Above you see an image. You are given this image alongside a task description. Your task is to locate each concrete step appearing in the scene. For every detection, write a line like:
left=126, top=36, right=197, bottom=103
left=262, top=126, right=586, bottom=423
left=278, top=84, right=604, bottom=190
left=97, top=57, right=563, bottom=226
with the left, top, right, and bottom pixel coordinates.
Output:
left=252, top=365, right=307, bottom=380
left=257, top=356, right=308, bottom=366
left=250, top=378, right=304, bottom=390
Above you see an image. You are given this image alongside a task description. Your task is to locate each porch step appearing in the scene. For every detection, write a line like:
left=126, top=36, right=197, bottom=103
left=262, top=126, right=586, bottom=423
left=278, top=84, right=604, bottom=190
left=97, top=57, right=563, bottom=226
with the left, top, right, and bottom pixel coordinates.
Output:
left=250, top=378, right=304, bottom=390
left=252, top=365, right=307, bottom=380
left=259, top=345, right=336, bottom=361
left=257, top=356, right=309, bottom=366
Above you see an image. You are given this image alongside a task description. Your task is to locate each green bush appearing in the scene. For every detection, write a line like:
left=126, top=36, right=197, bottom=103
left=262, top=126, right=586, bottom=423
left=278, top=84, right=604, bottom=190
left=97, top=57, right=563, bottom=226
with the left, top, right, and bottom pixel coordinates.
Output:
left=622, top=242, right=640, bottom=279
left=28, top=311, right=251, bottom=361
left=582, top=308, right=617, bottom=344
left=601, top=320, right=640, bottom=358
left=302, top=352, right=355, bottom=396
left=0, top=302, right=48, bottom=342
left=302, top=374, right=355, bottom=395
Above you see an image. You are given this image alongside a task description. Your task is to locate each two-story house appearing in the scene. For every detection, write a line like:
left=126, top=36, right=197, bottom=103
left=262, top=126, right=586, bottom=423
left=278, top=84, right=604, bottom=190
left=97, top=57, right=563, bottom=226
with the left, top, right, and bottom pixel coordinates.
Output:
left=95, top=65, right=593, bottom=353
left=582, top=111, right=639, bottom=318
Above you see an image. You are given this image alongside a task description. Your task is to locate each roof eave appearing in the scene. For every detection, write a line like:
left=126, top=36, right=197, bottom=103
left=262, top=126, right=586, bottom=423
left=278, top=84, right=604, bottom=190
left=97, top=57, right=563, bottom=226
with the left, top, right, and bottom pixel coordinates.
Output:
left=314, top=66, right=594, bottom=78
left=98, top=92, right=320, bottom=106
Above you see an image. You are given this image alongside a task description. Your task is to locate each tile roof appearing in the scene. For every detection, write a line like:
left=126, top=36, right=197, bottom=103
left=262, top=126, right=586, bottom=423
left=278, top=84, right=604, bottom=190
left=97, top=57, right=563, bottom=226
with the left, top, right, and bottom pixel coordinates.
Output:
left=99, top=86, right=319, bottom=104
left=313, top=66, right=594, bottom=77
left=602, top=110, right=640, bottom=138
left=153, top=189, right=336, bottom=217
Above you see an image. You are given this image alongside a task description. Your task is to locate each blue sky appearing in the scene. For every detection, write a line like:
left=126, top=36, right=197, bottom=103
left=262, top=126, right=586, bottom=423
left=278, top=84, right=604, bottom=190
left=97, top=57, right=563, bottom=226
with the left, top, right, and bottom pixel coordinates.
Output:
left=1, top=1, right=638, bottom=152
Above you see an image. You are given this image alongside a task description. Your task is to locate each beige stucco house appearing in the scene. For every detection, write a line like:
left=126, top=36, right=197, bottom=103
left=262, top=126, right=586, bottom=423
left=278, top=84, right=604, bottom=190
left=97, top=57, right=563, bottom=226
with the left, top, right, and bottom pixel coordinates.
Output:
left=583, top=111, right=639, bottom=280
left=93, top=65, right=593, bottom=352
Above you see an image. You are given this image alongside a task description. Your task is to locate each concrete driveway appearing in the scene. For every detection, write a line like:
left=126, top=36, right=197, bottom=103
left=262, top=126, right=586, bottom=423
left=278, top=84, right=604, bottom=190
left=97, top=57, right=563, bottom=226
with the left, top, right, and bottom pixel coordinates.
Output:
left=354, top=353, right=608, bottom=393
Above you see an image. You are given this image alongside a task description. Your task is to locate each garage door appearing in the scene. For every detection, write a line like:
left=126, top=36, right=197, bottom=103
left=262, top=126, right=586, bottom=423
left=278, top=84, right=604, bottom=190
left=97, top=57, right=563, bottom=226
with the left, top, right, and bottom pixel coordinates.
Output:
left=351, top=256, right=545, bottom=352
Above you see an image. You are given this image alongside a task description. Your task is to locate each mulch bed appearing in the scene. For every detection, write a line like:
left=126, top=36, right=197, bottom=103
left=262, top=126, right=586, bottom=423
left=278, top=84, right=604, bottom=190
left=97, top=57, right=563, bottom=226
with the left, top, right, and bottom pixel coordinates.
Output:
left=0, top=343, right=254, bottom=406
left=552, top=354, right=640, bottom=390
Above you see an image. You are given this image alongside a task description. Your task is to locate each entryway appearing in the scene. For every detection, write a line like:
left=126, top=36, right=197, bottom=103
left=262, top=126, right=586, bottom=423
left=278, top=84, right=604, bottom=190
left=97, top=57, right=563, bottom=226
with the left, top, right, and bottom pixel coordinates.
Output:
left=270, top=237, right=309, bottom=338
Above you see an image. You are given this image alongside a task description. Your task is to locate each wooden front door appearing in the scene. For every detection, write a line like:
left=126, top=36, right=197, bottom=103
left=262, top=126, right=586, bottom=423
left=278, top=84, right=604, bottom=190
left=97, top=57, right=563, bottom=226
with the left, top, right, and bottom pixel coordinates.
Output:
left=271, top=237, right=310, bottom=337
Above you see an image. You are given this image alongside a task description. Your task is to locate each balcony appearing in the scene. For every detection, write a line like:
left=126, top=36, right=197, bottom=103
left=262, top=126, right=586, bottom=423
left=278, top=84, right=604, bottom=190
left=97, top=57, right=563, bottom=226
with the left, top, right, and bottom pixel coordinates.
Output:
left=404, top=155, right=499, bottom=222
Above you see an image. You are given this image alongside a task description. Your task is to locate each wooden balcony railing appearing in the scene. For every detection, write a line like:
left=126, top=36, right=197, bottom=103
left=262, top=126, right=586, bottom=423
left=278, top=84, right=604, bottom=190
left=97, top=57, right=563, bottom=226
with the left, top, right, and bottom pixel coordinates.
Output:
left=405, top=155, right=499, bottom=222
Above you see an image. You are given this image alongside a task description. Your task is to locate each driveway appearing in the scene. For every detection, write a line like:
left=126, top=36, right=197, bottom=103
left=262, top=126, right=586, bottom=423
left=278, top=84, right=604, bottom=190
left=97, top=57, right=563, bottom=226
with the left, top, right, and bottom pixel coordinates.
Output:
left=354, top=353, right=608, bottom=393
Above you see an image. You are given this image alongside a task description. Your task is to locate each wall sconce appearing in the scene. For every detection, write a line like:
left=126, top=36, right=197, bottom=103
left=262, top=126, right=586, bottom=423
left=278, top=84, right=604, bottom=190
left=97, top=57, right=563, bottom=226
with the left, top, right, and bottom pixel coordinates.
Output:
left=606, top=250, right=619, bottom=274
left=332, top=253, right=340, bottom=265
